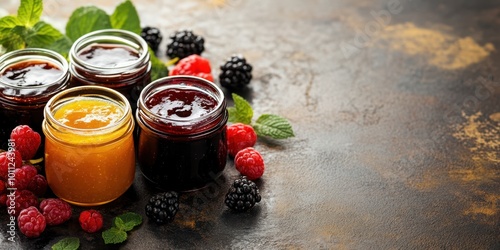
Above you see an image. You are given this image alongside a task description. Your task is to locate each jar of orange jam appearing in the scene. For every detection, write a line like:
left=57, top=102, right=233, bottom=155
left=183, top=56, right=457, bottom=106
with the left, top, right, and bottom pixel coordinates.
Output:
left=42, top=86, right=135, bottom=206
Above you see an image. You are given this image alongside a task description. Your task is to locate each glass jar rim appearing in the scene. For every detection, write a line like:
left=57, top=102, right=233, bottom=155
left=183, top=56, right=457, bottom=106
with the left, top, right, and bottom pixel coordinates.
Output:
left=0, top=48, right=69, bottom=90
left=138, top=75, right=225, bottom=126
left=69, top=29, right=149, bottom=73
left=44, top=85, right=132, bottom=134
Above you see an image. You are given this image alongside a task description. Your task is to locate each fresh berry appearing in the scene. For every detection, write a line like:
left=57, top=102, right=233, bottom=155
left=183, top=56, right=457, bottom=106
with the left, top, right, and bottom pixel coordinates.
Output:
left=17, top=206, right=46, bottom=238
left=79, top=210, right=103, bottom=233
left=166, top=30, right=205, bottom=59
left=0, top=179, right=5, bottom=194
left=7, top=165, right=37, bottom=190
left=0, top=194, right=7, bottom=207
left=0, top=150, right=22, bottom=180
left=27, top=175, right=48, bottom=197
left=8, top=190, right=39, bottom=216
left=39, top=198, right=72, bottom=226
left=10, top=125, right=41, bottom=160
left=234, top=147, right=265, bottom=180
left=226, top=123, right=257, bottom=157
left=224, top=176, right=261, bottom=212
left=169, top=54, right=214, bottom=82
left=141, top=26, right=163, bottom=52
left=219, top=55, right=253, bottom=89
left=145, top=192, right=179, bottom=224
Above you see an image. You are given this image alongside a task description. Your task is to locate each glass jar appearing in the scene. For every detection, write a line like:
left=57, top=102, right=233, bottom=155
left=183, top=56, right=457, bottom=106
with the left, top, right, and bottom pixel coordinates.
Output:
left=0, top=48, right=70, bottom=156
left=136, top=76, right=228, bottom=191
left=69, top=29, right=151, bottom=110
left=42, top=86, right=135, bottom=206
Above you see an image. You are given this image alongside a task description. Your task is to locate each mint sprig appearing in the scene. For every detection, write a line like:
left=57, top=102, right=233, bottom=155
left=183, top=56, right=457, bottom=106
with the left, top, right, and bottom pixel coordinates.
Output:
left=102, top=212, right=142, bottom=245
left=51, top=237, right=80, bottom=250
left=228, top=93, right=294, bottom=139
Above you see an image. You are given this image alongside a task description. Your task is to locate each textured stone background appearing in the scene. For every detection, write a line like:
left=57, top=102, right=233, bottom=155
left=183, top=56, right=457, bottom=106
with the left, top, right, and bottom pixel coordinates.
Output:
left=1, top=0, right=500, bottom=249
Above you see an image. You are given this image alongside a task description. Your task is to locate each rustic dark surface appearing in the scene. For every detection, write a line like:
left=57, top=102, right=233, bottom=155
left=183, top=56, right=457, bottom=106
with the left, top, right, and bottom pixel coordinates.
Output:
left=1, top=0, right=500, bottom=249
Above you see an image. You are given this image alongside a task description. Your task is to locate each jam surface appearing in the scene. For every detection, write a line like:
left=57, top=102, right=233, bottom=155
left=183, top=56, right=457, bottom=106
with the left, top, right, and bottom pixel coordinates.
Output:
left=145, top=87, right=217, bottom=120
left=0, top=60, right=63, bottom=86
left=77, top=44, right=140, bottom=68
left=54, top=97, right=124, bottom=129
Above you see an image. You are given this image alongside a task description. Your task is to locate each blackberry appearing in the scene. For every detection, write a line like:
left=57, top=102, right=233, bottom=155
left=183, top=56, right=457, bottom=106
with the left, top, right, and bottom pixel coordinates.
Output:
left=219, top=55, right=253, bottom=89
left=166, top=30, right=205, bottom=59
left=225, top=176, right=261, bottom=212
left=145, top=192, right=179, bottom=224
left=141, top=26, right=163, bottom=52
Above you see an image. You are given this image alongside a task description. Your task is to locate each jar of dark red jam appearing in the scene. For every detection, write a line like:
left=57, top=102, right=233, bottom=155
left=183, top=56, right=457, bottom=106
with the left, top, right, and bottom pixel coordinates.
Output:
left=136, top=76, right=228, bottom=191
left=69, top=29, right=151, bottom=110
left=0, top=48, right=69, bottom=155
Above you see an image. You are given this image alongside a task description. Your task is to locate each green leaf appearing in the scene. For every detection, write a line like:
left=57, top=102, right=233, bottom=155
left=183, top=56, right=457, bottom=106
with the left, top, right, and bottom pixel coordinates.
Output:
left=254, top=114, right=294, bottom=139
left=228, top=93, right=253, bottom=124
left=0, top=16, right=22, bottom=33
left=114, top=212, right=142, bottom=232
left=51, top=237, right=80, bottom=250
left=17, top=0, right=43, bottom=27
left=110, top=0, right=141, bottom=34
left=102, top=227, right=128, bottom=244
left=47, top=36, right=73, bottom=58
left=150, top=51, right=169, bottom=81
left=21, top=21, right=63, bottom=48
left=66, top=6, right=112, bottom=41
left=0, top=33, right=25, bottom=51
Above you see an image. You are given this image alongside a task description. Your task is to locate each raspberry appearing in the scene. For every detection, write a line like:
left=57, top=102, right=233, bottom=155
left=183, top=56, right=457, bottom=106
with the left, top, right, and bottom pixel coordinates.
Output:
left=169, top=54, right=214, bottom=82
left=0, top=179, right=5, bottom=194
left=7, top=190, right=39, bottom=216
left=219, top=55, right=253, bottom=89
left=145, top=192, right=179, bottom=224
left=234, top=147, right=265, bottom=180
left=166, top=30, right=205, bottom=59
left=141, top=26, right=163, bottom=52
left=10, top=125, right=41, bottom=160
left=7, top=165, right=37, bottom=190
left=27, top=174, right=48, bottom=197
left=226, top=123, right=257, bottom=157
left=17, top=206, right=46, bottom=238
left=39, top=198, right=72, bottom=226
left=79, top=210, right=103, bottom=233
left=0, top=150, right=22, bottom=180
left=224, top=176, right=261, bottom=212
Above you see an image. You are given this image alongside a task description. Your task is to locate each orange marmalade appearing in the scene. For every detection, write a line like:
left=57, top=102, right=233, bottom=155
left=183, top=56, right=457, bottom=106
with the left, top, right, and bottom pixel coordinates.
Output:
left=43, top=86, right=135, bottom=206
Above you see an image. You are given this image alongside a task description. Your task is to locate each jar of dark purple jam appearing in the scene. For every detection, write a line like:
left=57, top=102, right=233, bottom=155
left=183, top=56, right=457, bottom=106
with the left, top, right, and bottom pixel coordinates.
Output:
left=136, top=76, right=228, bottom=191
left=69, top=29, right=151, bottom=110
left=0, top=48, right=70, bottom=156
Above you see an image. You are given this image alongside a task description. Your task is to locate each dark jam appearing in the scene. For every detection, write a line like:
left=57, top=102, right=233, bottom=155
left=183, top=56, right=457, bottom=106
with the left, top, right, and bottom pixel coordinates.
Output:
left=77, top=44, right=140, bottom=68
left=137, top=85, right=227, bottom=191
left=0, top=59, right=67, bottom=157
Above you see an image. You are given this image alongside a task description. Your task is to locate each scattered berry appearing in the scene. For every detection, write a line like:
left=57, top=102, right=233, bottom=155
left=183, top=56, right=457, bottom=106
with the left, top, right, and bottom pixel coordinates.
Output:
left=141, top=26, right=163, bottom=52
left=18, top=206, right=46, bottom=238
left=8, top=190, right=39, bottom=216
left=219, top=55, right=253, bottom=89
left=0, top=179, right=5, bottom=194
left=10, top=125, right=41, bottom=160
left=225, top=176, right=261, bottom=212
left=79, top=210, right=103, bottom=233
left=145, top=192, right=179, bottom=224
left=7, top=166, right=37, bottom=190
left=166, top=30, right=205, bottom=59
left=27, top=174, right=48, bottom=197
left=39, top=198, right=72, bottom=226
left=234, top=147, right=265, bottom=180
left=0, top=150, right=22, bottom=180
left=226, top=123, right=257, bottom=157
left=169, top=54, right=214, bottom=82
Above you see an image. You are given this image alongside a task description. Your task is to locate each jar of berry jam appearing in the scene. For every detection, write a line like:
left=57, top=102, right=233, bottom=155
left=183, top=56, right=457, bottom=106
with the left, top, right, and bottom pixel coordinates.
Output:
left=136, top=76, right=228, bottom=191
left=0, top=48, right=70, bottom=155
left=43, top=86, right=135, bottom=206
left=69, top=29, right=151, bottom=110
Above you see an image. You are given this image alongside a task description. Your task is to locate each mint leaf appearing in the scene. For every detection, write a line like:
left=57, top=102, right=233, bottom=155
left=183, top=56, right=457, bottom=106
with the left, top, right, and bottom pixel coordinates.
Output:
left=228, top=93, right=253, bottom=124
left=17, top=0, right=42, bottom=27
left=66, top=6, right=112, bottom=41
left=18, top=21, right=63, bottom=48
left=0, top=16, right=24, bottom=51
left=102, top=227, right=127, bottom=244
left=110, top=0, right=141, bottom=34
left=47, top=36, right=73, bottom=57
left=150, top=50, right=169, bottom=81
left=114, top=212, right=142, bottom=232
left=0, top=16, right=21, bottom=33
left=51, top=237, right=80, bottom=250
left=254, top=114, right=294, bottom=139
